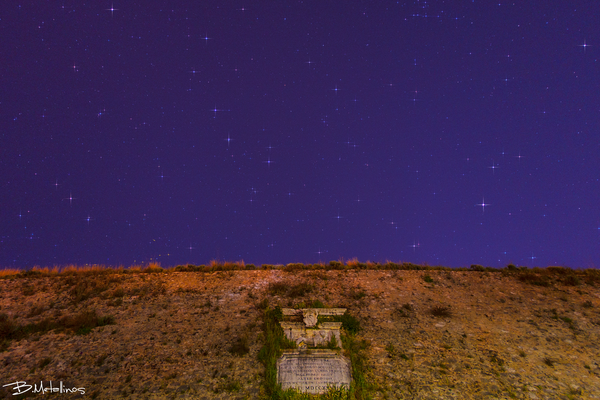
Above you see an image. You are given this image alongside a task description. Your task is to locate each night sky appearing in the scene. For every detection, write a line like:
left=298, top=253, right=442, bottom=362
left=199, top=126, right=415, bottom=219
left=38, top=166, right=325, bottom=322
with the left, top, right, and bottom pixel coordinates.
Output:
left=2, top=1, right=599, bottom=269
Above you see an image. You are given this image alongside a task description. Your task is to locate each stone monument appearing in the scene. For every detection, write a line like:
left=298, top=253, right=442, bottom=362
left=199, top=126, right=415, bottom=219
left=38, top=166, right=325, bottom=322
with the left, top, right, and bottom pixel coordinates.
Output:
left=276, top=308, right=352, bottom=394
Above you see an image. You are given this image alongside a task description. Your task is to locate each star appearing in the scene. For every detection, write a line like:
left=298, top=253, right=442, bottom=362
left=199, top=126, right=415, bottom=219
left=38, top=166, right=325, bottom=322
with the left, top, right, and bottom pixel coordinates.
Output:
left=202, top=34, right=212, bottom=44
left=475, top=197, right=491, bottom=213
left=225, top=134, right=232, bottom=147
left=63, top=192, right=76, bottom=206
left=410, top=240, right=420, bottom=252
left=579, top=39, right=590, bottom=52
left=305, top=58, right=315, bottom=68
left=54, top=179, right=60, bottom=190
left=105, top=3, right=118, bottom=17
left=85, top=215, right=94, bottom=225
left=211, top=105, right=226, bottom=118
left=334, top=211, right=344, bottom=222
left=488, top=160, right=499, bottom=174
left=331, top=85, right=340, bottom=94
left=263, top=157, right=274, bottom=167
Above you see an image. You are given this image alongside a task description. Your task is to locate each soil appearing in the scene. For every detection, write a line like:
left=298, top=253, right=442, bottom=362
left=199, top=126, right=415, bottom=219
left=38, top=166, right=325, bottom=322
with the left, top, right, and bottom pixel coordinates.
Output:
left=1, top=269, right=599, bottom=399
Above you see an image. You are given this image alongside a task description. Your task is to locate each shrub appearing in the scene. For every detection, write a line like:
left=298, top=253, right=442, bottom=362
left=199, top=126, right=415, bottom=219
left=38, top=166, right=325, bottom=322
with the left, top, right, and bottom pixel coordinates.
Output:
left=216, top=379, right=241, bottom=393
left=430, top=305, right=452, bottom=318
left=309, top=299, right=326, bottom=308
left=349, top=288, right=366, bottom=300
left=283, top=263, right=304, bottom=272
left=228, top=335, right=249, bottom=356
left=341, top=333, right=371, bottom=397
left=267, top=281, right=313, bottom=298
left=470, top=265, right=485, bottom=272
left=326, top=335, right=340, bottom=350
left=39, top=357, right=52, bottom=369
left=518, top=272, right=550, bottom=287
left=562, top=275, right=581, bottom=286
left=288, top=282, right=313, bottom=297
left=547, top=266, right=572, bottom=275
left=328, top=261, right=344, bottom=270
left=257, top=306, right=296, bottom=397
left=256, top=298, right=269, bottom=310
left=340, top=311, right=360, bottom=335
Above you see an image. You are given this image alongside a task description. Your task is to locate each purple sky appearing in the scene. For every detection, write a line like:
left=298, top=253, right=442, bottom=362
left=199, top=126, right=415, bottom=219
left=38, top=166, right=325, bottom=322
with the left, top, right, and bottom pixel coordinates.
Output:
left=1, top=1, right=599, bottom=269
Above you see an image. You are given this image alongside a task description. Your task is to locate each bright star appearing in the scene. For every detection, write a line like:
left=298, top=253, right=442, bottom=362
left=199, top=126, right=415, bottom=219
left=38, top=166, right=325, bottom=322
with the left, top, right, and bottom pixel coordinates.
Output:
left=579, top=39, right=591, bottom=52
left=475, top=197, right=491, bottom=213
left=105, top=3, right=118, bottom=17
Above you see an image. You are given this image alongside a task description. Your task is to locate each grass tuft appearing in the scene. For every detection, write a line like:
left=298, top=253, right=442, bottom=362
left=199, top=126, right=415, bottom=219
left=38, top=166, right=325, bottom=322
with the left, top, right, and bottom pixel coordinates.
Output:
left=430, top=305, right=452, bottom=318
left=228, top=335, right=250, bottom=357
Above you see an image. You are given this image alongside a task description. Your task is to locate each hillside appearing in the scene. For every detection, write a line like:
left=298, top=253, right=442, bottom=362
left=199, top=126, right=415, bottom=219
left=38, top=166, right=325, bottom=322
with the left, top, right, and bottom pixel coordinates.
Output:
left=1, top=265, right=599, bottom=399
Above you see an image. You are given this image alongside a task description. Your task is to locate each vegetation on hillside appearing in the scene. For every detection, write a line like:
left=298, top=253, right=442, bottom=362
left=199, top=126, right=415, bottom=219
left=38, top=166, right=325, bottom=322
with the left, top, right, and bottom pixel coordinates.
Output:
left=2, top=261, right=599, bottom=289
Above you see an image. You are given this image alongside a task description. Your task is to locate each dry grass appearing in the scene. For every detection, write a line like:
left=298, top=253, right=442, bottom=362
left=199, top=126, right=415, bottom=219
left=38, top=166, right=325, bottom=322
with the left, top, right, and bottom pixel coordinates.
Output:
left=1, top=263, right=598, bottom=295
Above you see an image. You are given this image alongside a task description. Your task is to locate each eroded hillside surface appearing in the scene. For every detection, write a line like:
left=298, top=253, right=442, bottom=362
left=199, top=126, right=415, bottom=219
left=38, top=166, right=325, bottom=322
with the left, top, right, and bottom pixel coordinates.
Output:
left=1, top=269, right=599, bottom=399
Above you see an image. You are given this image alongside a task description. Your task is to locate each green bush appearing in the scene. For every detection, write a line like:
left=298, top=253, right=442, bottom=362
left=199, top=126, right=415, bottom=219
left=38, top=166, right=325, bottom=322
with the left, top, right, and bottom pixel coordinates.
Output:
left=340, top=311, right=360, bottom=335
left=257, top=306, right=295, bottom=397
left=328, top=261, right=344, bottom=270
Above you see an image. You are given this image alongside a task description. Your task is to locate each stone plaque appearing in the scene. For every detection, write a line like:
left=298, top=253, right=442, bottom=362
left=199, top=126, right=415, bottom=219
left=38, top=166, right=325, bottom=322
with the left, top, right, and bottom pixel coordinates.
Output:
left=277, top=351, right=351, bottom=394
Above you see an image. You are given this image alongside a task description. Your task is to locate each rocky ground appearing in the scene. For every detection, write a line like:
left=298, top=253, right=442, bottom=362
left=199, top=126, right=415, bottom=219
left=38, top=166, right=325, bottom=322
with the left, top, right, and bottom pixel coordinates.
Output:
left=1, top=268, right=599, bottom=399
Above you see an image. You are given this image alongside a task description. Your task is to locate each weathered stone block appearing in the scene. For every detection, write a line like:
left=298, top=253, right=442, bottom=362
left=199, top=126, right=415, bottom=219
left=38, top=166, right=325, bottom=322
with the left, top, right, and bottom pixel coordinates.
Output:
left=277, top=350, right=351, bottom=394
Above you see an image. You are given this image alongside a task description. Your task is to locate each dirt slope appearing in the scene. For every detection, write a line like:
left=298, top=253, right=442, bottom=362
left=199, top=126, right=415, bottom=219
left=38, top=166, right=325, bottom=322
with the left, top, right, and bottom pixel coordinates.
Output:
left=1, top=269, right=599, bottom=399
